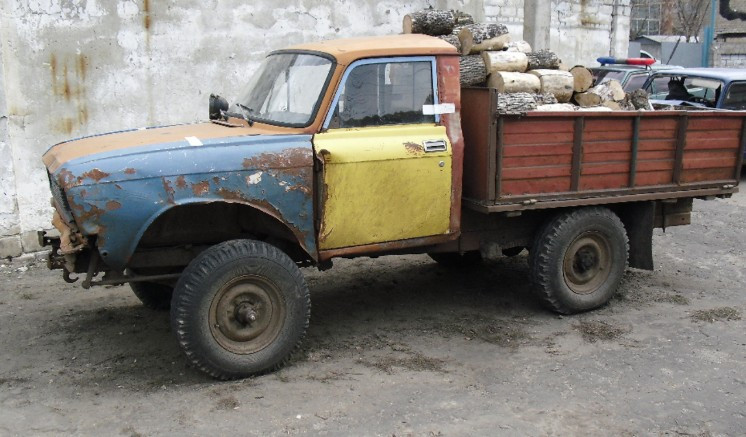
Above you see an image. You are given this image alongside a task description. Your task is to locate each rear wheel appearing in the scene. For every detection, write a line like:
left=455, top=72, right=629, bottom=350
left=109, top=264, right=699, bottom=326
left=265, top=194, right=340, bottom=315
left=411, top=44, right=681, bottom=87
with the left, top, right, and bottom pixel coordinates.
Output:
left=171, top=239, right=310, bottom=380
left=529, top=207, right=628, bottom=314
left=130, top=282, right=173, bottom=311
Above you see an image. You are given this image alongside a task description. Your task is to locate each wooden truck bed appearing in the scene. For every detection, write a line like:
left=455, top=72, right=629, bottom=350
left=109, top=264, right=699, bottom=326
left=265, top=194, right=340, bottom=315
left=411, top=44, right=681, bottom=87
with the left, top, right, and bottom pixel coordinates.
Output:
left=460, top=87, right=745, bottom=213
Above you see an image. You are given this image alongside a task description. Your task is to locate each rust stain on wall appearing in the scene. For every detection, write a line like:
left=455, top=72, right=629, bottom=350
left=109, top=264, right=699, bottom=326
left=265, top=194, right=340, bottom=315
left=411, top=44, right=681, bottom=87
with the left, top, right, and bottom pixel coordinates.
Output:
left=50, top=53, right=89, bottom=135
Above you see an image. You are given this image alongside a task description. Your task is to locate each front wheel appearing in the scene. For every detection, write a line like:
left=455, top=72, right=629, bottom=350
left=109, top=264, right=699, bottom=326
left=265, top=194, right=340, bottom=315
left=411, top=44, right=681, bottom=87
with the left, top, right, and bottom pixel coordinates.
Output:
left=171, top=239, right=310, bottom=380
left=529, top=207, right=628, bottom=314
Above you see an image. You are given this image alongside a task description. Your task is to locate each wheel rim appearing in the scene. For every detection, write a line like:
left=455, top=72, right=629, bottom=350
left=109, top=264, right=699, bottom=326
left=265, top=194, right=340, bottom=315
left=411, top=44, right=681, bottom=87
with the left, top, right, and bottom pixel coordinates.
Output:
left=208, top=274, right=286, bottom=354
left=562, top=231, right=612, bottom=295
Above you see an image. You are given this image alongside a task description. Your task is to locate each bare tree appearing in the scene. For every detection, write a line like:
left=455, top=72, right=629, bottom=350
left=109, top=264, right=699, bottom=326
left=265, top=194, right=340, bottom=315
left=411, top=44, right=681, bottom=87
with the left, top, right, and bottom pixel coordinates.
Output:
left=675, top=0, right=709, bottom=42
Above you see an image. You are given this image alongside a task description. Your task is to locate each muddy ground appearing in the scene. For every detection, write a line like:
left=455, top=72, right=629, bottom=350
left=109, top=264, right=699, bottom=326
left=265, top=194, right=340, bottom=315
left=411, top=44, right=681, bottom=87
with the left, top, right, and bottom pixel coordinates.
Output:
left=1, top=175, right=745, bottom=436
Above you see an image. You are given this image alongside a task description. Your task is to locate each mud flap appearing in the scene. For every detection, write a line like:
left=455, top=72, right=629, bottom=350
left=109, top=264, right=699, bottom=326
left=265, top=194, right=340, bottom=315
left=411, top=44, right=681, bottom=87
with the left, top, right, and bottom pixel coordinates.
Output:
left=614, top=202, right=654, bottom=271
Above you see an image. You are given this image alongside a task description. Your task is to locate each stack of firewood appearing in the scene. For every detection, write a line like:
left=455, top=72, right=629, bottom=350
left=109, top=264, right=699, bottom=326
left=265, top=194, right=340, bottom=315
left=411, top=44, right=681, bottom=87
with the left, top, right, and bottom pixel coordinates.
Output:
left=402, top=9, right=651, bottom=113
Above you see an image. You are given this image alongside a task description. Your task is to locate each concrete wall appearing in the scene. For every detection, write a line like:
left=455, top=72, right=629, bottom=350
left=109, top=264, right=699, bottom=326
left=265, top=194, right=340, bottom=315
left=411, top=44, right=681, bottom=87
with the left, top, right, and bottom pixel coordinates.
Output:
left=713, top=39, right=746, bottom=68
left=484, top=0, right=631, bottom=67
left=0, top=0, right=628, bottom=258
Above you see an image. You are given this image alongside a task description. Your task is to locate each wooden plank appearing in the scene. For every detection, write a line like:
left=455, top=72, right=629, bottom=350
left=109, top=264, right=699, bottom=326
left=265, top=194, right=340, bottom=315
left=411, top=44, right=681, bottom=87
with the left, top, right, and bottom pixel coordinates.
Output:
left=638, top=130, right=678, bottom=140
left=583, top=162, right=631, bottom=175
left=683, top=149, right=738, bottom=161
left=636, top=170, right=674, bottom=186
left=583, top=118, right=634, bottom=132
left=683, top=138, right=741, bottom=150
left=640, top=117, right=678, bottom=130
left=571, top=117, right=584, bottom=191
left=503, top=154, right=573, bottom=167
left=489, top=91, right=498, bottom=201
left=501, top=177, right=572, bottom=195
left=685, top=130, right=740, bottom=141
left=580, top=173, right=629, bottom=190
left=639, top=150, right=675, bottom=160
left=687, top=117, right=742, bottom=131
left=503, top=132, right=575, bottom=145
left=503, top=144, right=573, bottom=157
left=630, top=116, right=640, bottom=188
left=583, top=131, right=634, bottom=142
left=682, top=156, right=738, bottom=170
left=682, top=167, right=737, bottom=183
left=736, top=119, right=746, bottom=177
left=580, top=141, right=633, bottom=154
left=672, top=115, right=688, bottom=184
left=638, top=139, right=677, bottom=152
left=502, top=165, right=572, bottom=179
left=502, top=119, right=576, bottom=134
left=637, top=160, right=676, bottom=172
left=583, top=151, right=632, bottom=163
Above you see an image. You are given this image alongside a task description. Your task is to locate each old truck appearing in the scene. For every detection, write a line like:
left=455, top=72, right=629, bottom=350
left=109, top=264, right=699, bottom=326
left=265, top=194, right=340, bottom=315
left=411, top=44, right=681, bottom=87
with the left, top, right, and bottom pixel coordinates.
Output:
left=40, top=35, right=745, bottom=379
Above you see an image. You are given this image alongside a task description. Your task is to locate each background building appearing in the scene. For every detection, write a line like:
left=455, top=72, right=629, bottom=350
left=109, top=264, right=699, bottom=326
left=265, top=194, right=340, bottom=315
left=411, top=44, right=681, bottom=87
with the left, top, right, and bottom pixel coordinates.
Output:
left=0, top=0, right=630, bottom=257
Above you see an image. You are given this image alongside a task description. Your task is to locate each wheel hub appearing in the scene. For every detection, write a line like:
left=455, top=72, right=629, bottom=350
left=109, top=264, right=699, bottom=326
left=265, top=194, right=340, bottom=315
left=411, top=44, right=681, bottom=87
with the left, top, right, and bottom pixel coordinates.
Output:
left=208, top=275, right=285, bottom=354
left=563, top=231, right=612, bottom=295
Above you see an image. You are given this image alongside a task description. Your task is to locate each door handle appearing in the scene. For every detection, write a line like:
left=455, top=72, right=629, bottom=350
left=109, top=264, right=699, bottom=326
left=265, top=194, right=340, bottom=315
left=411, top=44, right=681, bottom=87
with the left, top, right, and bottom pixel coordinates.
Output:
left=423, top=139, right=447, bottom=153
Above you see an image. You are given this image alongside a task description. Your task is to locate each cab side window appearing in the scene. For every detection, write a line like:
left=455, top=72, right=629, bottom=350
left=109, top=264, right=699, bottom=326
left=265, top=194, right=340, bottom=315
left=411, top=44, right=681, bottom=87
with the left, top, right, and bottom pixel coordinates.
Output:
left=330, top=61, right=435, bottom=128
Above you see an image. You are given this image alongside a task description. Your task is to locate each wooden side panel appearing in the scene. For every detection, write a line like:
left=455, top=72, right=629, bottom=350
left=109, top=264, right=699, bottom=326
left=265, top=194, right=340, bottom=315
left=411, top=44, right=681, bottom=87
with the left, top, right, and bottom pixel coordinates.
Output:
left=460, top=88, right=493, bottom=201
left=681, top=114, right=742, bottom=183
left=500, top=117, right=574, bottom=196
left=580, top=117, right=633, bottom=191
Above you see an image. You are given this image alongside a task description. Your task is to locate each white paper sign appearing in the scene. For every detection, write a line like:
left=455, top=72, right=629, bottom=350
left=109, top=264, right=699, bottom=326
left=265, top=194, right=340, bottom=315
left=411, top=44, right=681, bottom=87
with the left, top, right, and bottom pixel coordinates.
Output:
left=422, top=103, right=456, bottom=115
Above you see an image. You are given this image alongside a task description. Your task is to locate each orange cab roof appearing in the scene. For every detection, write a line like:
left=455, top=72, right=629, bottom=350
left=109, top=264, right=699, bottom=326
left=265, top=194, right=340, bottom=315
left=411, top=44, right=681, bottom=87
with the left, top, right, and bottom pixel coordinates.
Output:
left=284, top=34, right=459, bottom=65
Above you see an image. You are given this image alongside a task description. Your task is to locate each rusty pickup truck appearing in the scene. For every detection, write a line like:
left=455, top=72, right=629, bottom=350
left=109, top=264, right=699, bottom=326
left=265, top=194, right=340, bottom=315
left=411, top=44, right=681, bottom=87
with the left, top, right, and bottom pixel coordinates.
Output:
left=40, top=35, right=746, bottom=379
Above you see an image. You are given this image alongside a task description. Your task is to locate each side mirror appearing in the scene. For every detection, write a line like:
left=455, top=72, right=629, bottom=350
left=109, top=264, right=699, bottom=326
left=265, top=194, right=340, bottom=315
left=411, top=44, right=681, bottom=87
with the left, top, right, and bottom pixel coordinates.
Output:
left=209, top=94, right=229, bottom=120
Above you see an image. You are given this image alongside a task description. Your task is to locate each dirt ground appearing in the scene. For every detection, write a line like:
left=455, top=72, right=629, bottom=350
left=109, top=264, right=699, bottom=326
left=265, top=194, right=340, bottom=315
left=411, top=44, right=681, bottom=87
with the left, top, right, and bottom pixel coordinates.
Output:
left=1, top=174, right=745, bottom=436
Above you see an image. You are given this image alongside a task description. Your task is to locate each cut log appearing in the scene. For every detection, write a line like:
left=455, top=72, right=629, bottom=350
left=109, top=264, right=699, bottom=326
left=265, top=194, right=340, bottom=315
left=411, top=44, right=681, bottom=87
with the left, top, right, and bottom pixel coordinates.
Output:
left=573, top=91, right=602, bottom=107
left=569, top=65, right=593, bottom=93
left=587, top=80, right=626, bottom=102
left=576, top=106, right=613, bottom=112
left=403, top=10, right=456, bottom=35
left=496, top=92, right=537, bottom=114
left=459, top=55, right=488, bottom=86
left=458, top=23, right=510, bottom=55
left=629, top=89, right=653, bottom=110
left=505, top=40, right=532, bottom=53
left=481, top=51, right=528, bottom=73
left=488, top=72, right=541, bottom=93
left=527, top=69, right=574, bottom=103
left=533, top=93, right=558, bottom=105
left=437, top=34, right=461, bottom=51
left=526, top=49, right=561, bottom=70
left=452, top=10, right=475, bottom=26
left=603, top=101, right=622, bottom=110
left=536, top=103, right=576, bottom=111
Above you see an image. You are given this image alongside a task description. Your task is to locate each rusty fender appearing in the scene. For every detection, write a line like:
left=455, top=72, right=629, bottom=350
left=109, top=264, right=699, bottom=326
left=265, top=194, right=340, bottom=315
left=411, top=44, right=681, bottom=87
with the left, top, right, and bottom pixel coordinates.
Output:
left=51, top=134, right=316, bottom=270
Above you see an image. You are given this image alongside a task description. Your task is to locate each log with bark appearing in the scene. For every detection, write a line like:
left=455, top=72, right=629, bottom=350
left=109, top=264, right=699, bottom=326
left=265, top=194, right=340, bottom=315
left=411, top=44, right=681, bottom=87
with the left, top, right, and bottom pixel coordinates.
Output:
left=569, top=65, right=593, bottom=93
left=536, top=103, right=577, bottom=111
left=533, top=93, right=558, bottom=105
left=526, top=49, right=561, bottom=70
left=459, top=55, right=488, bottom=86
left=573, top=91, right=602, bottom=107
left=437, top=34, right=461, bottom=51
left=488, top=72, right=541, bottom=93
left=628, top=89, right=652, bottom=110
left=505, top=40, right=532, bottom=53
left=458, top=23, right=510, bottom=55
left=496, top=92, right=537, bottom=114
left=528, top=69, right=574, bottom=103
left=452, top=10, right=475, bottom=26
left=481, top=51, right=528, bottom=73
left=403, top=10, right=457, bottom=35
left=585, top=80, right=626, bottom=103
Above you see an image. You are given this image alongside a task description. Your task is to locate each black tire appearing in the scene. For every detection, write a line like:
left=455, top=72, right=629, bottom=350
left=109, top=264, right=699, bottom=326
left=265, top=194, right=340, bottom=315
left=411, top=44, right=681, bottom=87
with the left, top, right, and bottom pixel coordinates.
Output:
left=529, top=207, right=628, bottom=314
left=428, top=251, right=483, bottom=267
left=171, top=239, right=310, bottom=380
left=130, top=282, right=173, bottom=311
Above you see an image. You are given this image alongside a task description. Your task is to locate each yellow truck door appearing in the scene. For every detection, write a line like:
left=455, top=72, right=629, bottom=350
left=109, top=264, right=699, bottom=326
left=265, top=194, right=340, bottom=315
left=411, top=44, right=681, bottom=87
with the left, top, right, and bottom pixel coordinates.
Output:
left=314, top=57, right=453, bottom=250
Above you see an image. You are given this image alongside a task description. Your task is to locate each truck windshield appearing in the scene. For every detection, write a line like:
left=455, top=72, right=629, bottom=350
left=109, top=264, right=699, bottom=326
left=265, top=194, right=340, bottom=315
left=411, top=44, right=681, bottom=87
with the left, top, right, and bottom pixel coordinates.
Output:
left=234, top=53, right=333, bottom=127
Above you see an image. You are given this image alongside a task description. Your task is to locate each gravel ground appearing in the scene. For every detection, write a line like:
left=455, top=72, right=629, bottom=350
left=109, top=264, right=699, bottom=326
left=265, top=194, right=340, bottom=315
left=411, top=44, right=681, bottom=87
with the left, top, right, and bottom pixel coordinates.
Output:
left=1, top=172, right=745, bottom=436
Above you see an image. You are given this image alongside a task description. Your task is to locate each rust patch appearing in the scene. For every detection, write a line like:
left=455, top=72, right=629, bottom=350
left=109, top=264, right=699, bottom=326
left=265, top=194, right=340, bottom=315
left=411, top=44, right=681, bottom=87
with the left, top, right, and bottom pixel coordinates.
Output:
left=124, top=168, right=136, bottom=175
left=242, top=147, right=313, bottom=170
left=50, top=54, right=58, bottom=93
left=213, top=176, right=221, bottom=185
left=175, top=175, right=187, bottom=189
left=143, top=0, right=151, bottom=30
left=105, top=200, right=122, bottom=211
left=404, top=141, right=424, bottom=155
left=191, top=181, right=210, bottom=196
left=77, top=54, right=87, bottom=81
left=162, top=177, right=175, bottom=204
left=80, top=168, right=109, bottom=182
left=63, top=64, right=71, bottom=101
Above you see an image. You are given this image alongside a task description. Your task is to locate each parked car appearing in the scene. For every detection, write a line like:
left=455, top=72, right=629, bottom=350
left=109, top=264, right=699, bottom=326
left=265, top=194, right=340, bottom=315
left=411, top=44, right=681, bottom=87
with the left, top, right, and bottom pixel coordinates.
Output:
left=590, top=64, right=683, bottom=92
left=642, top=68, right=746, bottom=110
